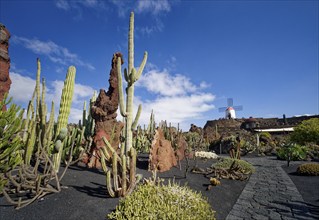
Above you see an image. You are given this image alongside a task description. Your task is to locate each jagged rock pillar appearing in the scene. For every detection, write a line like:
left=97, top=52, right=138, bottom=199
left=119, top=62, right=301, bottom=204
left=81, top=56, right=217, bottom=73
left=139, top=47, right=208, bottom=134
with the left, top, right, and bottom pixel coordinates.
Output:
left=0, top=23, right=12, bottom=110
left=89, top=53, right=124, bottom=168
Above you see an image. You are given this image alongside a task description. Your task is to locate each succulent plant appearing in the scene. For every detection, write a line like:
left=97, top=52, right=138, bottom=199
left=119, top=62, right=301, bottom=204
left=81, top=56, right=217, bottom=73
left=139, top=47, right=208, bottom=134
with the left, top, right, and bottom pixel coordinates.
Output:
left=297, top=163, right=319, bottom=176
left=108, top=180, right=216, bottom=220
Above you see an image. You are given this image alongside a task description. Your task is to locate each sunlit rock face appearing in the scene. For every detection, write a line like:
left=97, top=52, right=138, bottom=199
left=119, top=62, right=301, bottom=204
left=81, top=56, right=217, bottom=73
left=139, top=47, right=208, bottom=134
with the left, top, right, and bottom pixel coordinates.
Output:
left=0, top=23, right=12, bottom=110
left=88, top=53, right=124, bottom=168
left=149, top=128, right=177, bottom=173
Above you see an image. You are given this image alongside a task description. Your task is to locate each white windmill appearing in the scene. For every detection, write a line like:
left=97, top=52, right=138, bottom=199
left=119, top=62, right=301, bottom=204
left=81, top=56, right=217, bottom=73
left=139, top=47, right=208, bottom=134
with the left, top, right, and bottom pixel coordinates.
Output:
left=218, top=98, right=243, bottom=119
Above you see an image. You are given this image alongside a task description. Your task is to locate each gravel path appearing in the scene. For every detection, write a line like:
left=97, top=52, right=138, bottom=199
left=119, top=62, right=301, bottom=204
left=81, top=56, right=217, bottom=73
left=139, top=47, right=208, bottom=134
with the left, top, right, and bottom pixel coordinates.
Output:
left=226, top=157, right=319, bottom=220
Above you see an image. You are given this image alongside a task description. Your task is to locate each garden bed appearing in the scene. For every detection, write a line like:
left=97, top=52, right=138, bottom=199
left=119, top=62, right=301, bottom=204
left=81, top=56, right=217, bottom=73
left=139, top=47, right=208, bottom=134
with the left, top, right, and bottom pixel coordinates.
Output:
left=0, top=155, right=247, bottom=220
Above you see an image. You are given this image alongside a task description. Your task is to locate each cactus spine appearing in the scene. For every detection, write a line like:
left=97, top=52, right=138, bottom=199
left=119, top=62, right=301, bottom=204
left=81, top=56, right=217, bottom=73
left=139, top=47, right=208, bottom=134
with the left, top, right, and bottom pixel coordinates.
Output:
left=53, top=66, right=76, bottom=172
left=118, top=12, right=147, bottom=154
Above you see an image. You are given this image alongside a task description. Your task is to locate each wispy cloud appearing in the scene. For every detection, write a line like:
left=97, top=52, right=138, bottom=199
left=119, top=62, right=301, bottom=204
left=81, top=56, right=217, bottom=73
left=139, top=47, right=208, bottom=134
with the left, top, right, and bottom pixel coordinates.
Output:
left=110, top=0, right=130, bottom=18
left=55, top=0, right=104, bottom=11
left=9, top=71, right=95, bottom=123
left=12, top=36, right=95, bottom=71
left=135, top=64, right=215, bottom=130
left=135, top=0, right=171, bottom=15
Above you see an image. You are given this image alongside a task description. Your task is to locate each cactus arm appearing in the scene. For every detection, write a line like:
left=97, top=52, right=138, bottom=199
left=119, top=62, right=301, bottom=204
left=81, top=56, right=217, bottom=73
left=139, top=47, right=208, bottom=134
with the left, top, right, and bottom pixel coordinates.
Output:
left=128, top=12, right=134, bottom=77
left=40, top=78, right=46, bottom=131
left=112, top=154, right=119, bottom=193
left=82, top=101, right=87, bottom=129
left=25, top=120, right=36, bottom=165
left=100, top=146, right=111, bottom=161
left=23, top=101, right=33, bottom=143
left=135, top=52, right=148, bottom=82
left=121, top=154, right=127, bottom=195
left=124, top=68, right=129, bottom=82
left=106, top=171, right=115, bottom=197
left=131, top=104, right=142, bottom=131
left=125, top=147, right=137, bottom=196
left=117, top=56, right=127, bottom=117
left=99, top=149, right=109, bottom=174
left=43, top=101, right=55, bottom=151
left=35, top=58, right=41, bottom=114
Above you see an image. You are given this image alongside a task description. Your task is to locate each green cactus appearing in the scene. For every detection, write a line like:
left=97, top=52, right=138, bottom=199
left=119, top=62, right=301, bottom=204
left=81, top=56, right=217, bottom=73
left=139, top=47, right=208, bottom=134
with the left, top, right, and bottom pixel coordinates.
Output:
left=0, top=94, right=24, bottom=191
left=102, top=137, right=142, bottom=197
left=102, top=12, right=146, bottom=198
left=118, top=12, right=147, bottom=154
left=53, top=66, right=76, bottom=173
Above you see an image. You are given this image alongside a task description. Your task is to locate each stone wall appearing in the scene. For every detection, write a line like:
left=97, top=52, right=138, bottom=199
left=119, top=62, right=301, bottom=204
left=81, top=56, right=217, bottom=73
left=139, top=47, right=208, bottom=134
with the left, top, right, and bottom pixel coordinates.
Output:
left=203, top=115, right=319, bottom=143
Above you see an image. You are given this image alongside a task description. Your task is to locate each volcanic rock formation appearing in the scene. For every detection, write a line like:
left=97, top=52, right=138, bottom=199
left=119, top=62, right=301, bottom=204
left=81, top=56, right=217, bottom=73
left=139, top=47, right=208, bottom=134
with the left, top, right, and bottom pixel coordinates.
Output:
left=0, top=23, right=12, bottom=110
left=88, top=53, right=124, bottom=168
left=91, top=53, right=124, bottom=148
left=149, top=128, right=177, bottom=172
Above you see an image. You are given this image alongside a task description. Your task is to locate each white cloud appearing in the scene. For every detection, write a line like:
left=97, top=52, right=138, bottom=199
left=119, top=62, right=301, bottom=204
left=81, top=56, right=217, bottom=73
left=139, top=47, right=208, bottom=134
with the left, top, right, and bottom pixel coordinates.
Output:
left=9, top=72, right=95, bottom=124
left=12, top=36, right=95, bottom=71
left=136, top=0, right=171, bottom=15
left=137, top=69, right=198, bottom=96
left=9, top=72, right=36, bottom=103
left=132, top=66, right=216, bottom=131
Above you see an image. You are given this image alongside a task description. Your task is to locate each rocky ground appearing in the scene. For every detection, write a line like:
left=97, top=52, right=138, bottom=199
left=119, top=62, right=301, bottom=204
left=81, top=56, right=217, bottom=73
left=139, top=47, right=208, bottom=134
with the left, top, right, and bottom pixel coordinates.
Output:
left=0, top=155, right=318, bottom=220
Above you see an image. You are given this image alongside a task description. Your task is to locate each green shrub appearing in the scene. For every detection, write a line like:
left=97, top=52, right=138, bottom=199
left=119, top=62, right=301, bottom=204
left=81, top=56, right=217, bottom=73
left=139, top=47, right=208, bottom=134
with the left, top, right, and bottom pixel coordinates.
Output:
left=0, top=94, right=23, bottom=192
left=276, top=143, right=308, bottom=161
left=107, top=181, right=216, bottom=220
left=213, top=157, right=255, bottom=174
left=290, top=118, right=319, bottom=145
left=297, top=163, right=319, bottom=176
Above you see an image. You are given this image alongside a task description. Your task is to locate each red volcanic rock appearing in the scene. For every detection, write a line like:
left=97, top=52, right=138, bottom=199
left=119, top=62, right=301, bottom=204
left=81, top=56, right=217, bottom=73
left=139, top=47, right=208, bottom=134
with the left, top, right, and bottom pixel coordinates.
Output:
left=91, top=53, right=124, bottom=149
left=93, top=130, right=111, bottom=150
left=149, top=128, right=177, bottom=173
left=175, top=135, right=188, bottom=161
left=0, top=23, right=12, bottom=110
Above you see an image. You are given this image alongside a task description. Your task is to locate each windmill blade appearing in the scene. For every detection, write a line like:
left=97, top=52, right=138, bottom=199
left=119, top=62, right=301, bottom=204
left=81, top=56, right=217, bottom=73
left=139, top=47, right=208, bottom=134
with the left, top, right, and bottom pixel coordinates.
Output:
left=218, top=107, right=227, bottom=112
left=227, top=98, right=233, bottom=107
left=233, top=105, right=243, bottom=111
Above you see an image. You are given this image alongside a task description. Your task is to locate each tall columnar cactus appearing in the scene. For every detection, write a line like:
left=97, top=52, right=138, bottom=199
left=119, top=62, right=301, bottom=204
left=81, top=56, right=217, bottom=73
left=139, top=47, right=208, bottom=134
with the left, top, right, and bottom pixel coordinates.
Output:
left=53, top=66, right=76, bottom=172
left=102, top=12, right=147, bottom=198
left=81, top=91, right=96, bottom=139
left=118, top=12, right=147, bottom=154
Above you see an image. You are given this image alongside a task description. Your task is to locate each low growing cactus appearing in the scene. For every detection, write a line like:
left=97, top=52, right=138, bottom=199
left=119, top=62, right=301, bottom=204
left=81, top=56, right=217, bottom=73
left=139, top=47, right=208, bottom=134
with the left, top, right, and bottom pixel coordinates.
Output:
left=213, top=157, right=255, bottom=174
left=297, top=163, right=319, bottom=176
left=107, top=180, right=216, bottom=220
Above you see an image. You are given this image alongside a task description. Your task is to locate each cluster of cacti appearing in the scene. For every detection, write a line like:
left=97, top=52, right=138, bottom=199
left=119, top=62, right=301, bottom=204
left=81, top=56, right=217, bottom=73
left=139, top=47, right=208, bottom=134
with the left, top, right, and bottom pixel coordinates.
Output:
left=184, top=131, right=210, bottom=152
left=108, top=178, right=216, bottom=220
left=0, top=94, right=24, bottom=192
left=192, top=158, right=254, bottom=181
left=1, top=58, right=86, bottom=209
left=133, top=110, right=156, bottom=153
left=297, top=163, right=319, bottom=176
left=100, top=137, right=142, bottom=197
left=159, top=120, right=182, bottom=150
left=80, top=91, right=96, bottom=140
left=101, top=12, right=147, bottom=197
left=213, top=157, right=255, bottom=174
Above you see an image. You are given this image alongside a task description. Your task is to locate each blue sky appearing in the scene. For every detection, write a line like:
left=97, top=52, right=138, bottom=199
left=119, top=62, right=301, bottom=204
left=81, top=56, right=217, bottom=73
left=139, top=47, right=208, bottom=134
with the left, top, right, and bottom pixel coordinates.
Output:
left=1, top=0, right=318, bottom=131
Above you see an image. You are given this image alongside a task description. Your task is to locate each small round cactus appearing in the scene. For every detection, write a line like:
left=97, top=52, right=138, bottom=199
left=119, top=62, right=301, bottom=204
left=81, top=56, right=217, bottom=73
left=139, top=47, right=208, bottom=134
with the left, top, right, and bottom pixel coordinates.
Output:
left=58, top=127, right=68, bottom=140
